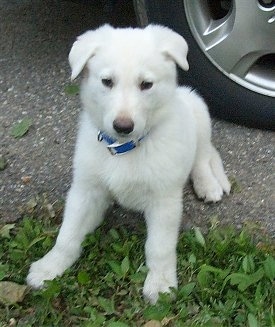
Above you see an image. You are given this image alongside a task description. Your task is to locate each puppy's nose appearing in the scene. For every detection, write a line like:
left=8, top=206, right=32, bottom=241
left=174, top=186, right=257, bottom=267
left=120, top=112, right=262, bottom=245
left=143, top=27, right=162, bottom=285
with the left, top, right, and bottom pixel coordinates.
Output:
left=113, top=117, right=134, bottom=134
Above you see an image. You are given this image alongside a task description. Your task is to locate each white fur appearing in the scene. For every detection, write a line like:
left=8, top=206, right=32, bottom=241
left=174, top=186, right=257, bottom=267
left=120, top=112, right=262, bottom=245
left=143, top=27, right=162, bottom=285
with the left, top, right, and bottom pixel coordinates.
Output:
left=27, top=24, right=230, bottom=304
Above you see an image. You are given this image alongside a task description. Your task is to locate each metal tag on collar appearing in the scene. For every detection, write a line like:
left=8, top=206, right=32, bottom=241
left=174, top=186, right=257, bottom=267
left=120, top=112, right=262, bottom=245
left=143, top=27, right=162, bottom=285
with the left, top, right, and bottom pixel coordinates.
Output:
left=97, top=131, right=103, bottom=142
left=97, top=131, right=117, bottom=144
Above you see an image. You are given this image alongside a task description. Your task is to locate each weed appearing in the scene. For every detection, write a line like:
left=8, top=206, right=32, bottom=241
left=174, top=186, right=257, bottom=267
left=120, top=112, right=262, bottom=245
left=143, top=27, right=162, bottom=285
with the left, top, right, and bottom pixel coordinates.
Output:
left=0, top=216, right=274, bottom=326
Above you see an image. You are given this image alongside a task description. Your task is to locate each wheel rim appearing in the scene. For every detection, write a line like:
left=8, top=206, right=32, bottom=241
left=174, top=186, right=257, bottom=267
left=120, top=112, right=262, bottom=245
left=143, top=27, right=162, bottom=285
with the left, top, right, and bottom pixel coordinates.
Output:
left=184, top=0, right=275, bottom=97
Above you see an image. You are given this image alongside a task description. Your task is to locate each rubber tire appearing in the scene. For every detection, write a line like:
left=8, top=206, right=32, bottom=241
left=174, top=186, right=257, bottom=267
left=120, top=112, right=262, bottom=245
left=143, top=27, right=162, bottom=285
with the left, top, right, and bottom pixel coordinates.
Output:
left=136, top=0, right=275, bottom=130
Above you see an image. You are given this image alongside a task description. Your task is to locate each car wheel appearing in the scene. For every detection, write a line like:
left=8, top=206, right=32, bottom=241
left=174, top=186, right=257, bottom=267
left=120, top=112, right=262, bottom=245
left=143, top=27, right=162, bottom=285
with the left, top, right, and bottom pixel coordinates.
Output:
left=134, top=0, right=275, bottom=130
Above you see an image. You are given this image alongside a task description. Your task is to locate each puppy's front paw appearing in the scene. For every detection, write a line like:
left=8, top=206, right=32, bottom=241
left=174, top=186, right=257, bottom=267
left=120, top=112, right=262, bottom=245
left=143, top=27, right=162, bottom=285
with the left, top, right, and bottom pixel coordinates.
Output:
left=27, top=261, right=56, bottom=289
left=27, top=251, right=68, bottom=289
left=143, top=271, right=177, bottom=304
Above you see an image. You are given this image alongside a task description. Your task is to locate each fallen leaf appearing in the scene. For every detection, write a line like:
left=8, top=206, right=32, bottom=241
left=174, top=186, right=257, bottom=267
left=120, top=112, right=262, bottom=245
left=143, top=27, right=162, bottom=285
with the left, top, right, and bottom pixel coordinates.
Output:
left=143, top=321, right=162, bottom=327
left=46, top=203, right=56, bottom=218
left=21, top=176, right=31, bottom=184
left=8, top=318, right=16, bottom=326
left=0, top=224, right=15, bottom=238
left=0, top=281, right=28, bottom=305
left=229, top=176, right=242, bottom=193
left=25, top=197, right=38, bottom=213
left=161, top=316, right=176, bottom=325
left=64, top=83, right=79, bottom=95
left=11, top=118, right=32, bottom=138
left=0, top=155, right=7, bottom=171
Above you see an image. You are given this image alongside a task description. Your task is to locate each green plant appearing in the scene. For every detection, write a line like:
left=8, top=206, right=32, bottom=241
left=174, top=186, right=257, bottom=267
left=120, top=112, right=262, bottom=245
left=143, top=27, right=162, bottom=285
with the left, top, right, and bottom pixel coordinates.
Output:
left=0, top=217, right=274, bottom=326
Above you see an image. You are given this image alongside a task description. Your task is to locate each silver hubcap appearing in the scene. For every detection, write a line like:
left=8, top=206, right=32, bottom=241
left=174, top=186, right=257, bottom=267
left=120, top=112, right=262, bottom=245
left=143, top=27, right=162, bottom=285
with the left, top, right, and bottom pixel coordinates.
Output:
left=184, top=0, right=275, bottom=97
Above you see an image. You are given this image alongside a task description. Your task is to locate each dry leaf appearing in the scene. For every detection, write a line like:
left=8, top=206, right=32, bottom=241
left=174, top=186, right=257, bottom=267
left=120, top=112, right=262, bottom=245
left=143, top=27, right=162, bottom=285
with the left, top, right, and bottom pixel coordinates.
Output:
left=161, top=316, right=176, bottom=325
left=0, top=224, right=15, bottom=238
left=0, top=281, right=28, bottom=305
left=25, top=197, right=38, bottom=213
left=9, top=318, right=16, bottom=326
left=21, top=176, right=31, bottom=184
left=46, top=203, right=56, bottom=218
left=143, top=321, right=162, bottom=327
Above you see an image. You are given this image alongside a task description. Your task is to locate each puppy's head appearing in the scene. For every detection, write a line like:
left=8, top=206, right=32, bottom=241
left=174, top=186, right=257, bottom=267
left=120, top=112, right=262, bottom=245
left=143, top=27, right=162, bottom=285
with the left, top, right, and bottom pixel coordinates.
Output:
left=69, top=24, right=189, bottom=140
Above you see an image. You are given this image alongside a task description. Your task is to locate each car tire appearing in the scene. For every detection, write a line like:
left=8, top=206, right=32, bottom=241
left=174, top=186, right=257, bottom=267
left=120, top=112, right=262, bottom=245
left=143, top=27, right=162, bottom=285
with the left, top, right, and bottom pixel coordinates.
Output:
left=134, top=0, right=275, bottom=130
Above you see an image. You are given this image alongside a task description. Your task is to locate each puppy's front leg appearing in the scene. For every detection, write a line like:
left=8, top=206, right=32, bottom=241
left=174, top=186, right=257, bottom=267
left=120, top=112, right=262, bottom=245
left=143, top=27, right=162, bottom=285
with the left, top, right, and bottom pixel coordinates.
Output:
left=27, top=182, right=110, bottom=289
left=143, top=193, right=183, bottom=304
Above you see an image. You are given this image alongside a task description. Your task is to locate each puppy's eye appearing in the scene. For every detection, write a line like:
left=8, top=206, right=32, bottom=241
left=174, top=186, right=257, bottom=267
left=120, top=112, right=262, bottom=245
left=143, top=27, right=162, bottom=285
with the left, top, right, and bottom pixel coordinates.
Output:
left=140, top=81, right=153, bottom=91
left=102, top=78, right=114, bottom=88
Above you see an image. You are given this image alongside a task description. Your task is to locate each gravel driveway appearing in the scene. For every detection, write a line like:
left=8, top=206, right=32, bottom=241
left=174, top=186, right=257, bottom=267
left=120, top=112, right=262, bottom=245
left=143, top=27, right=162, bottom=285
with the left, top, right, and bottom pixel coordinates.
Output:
left=0, top=0, right=274, bottom=236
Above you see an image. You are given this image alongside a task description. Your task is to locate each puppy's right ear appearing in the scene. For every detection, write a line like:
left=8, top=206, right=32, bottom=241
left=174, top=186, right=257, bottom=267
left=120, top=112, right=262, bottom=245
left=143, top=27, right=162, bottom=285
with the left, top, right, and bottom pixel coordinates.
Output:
left=69, top=31, right=98, bottom=81
left=69, top=25, right=112, bottom=81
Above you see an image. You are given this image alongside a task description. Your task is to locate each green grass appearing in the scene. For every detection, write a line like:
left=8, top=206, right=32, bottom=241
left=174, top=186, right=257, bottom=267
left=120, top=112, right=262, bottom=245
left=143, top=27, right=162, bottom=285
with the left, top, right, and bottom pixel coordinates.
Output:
left=0, top=216, right=274, bottom=326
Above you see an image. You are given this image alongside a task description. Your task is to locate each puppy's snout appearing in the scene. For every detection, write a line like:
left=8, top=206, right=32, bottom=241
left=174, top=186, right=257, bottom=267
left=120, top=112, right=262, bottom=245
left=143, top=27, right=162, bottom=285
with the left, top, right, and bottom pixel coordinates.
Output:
left=113, top=117, right=134, bottom=134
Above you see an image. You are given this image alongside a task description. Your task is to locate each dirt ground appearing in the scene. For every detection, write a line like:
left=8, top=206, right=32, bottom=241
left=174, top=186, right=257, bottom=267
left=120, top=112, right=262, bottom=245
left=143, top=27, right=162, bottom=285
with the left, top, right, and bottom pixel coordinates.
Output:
left=0, top=0, right=274, bottom=236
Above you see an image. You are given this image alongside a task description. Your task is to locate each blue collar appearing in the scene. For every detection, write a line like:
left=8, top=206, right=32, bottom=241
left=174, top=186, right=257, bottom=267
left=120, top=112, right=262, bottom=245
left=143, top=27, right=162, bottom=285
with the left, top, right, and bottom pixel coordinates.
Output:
left=97, top=131, right=145, bottom=155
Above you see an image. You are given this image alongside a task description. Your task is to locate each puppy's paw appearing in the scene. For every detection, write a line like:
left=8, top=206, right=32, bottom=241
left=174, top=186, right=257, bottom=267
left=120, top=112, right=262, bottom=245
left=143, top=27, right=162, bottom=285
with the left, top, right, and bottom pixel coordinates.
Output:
left=27, top=262, right=56, bottom=289
left=193, top=178, right=224, bottom=203
left=27, top=251, right=68, bottom=289
left=143, top=271, right=177, bottom=304
left=220, top=176, right=231, bottom=196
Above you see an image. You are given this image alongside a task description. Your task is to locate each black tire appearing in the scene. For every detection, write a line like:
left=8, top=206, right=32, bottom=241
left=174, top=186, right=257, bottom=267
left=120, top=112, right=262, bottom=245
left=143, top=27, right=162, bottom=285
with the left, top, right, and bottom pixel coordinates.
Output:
left=134, top=0, right=275, bottom=130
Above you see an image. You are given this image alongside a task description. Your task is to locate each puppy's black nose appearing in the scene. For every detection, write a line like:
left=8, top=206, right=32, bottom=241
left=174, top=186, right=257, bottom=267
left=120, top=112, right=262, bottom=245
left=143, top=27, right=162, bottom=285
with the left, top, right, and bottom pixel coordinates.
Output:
left=113, top=117, right=134, bottom=134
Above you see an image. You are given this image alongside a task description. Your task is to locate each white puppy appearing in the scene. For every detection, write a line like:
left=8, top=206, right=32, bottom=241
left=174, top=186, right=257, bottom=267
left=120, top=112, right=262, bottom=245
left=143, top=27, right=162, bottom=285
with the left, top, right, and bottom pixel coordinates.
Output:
left=27, top=25, right=230, bottom=304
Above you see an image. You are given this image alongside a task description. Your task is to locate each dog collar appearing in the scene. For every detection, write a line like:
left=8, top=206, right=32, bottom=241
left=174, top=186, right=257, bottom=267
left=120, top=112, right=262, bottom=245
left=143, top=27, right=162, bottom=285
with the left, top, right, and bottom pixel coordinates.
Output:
left=97, top=131, right=145, bottom=155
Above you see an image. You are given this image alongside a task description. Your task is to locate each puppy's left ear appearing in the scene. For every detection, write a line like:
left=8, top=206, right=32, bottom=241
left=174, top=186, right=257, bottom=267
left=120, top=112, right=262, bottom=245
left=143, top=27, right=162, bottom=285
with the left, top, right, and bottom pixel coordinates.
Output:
left=147, top=25, right=189, bottom=71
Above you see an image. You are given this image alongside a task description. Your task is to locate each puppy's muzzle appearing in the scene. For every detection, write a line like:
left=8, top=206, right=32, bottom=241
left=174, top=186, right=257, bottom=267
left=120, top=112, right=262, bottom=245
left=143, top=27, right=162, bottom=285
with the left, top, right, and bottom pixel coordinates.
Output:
left=113, top=117, right=134, bottom=135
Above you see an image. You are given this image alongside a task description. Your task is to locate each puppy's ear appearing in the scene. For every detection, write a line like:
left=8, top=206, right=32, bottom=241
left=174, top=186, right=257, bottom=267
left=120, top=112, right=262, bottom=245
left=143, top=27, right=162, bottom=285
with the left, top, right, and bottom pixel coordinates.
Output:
left=69, top=33, right=97, bottom=81
left=147, top=25, right=189, bottom=71
left=69, top=25, right=112, bottom=81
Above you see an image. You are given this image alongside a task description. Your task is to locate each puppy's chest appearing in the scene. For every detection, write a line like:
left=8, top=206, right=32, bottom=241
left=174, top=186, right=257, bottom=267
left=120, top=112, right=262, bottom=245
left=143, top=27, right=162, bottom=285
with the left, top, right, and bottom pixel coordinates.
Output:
left=99, top=145, right=190, bottom=211
left=103, top=160, right=158, bottom=210
left=111, top=181, right=151, bottom=211
left=95, top=130, right=196, bottom=210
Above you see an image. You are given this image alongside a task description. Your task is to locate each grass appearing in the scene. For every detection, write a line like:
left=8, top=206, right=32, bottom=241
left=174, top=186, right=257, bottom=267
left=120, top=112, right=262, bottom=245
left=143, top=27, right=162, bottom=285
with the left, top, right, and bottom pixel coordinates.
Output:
left=0, top=216, right=274, bottom=326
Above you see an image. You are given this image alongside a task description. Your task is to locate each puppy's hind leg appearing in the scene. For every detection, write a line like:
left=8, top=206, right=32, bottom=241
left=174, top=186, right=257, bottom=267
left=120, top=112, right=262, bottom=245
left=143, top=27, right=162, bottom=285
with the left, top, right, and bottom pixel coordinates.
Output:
left=192, top=144, right=231, bottom=202
left=27, top=181, right=110, bottom=289
left=191, top=95, right=231, bottom=202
